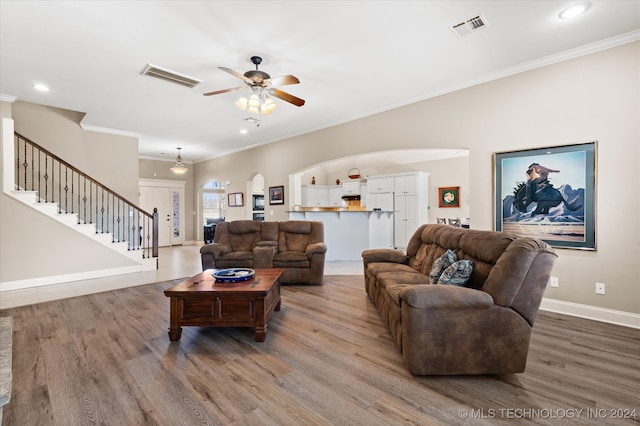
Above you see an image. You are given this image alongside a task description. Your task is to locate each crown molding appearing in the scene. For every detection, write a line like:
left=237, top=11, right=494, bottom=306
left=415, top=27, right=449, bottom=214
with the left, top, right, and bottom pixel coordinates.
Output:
left=0, top=94, right=17, bottom=103
left=79, top=123, right=139, bottom=138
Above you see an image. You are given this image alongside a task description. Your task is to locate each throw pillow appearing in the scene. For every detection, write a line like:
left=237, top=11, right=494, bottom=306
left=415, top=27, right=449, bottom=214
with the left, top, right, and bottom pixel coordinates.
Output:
left=437, top=260, right=474, bottom=287
left=429, top=249, right=457, bottom=284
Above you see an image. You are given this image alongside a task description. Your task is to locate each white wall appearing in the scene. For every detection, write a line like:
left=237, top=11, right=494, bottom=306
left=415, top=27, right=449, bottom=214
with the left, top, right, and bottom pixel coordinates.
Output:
left=194, top=42, right=640, bottom=315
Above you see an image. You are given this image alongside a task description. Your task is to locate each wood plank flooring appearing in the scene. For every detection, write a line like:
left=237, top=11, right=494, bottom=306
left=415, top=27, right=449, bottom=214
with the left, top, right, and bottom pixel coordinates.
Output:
left=1, top=276, right=639, bottom=425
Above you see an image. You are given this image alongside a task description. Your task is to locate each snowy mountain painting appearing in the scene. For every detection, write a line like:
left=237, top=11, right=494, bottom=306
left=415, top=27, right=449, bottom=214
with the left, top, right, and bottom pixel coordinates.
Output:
left=501, top=183, right=587, bottom=241
left=503, top=183, right=585, bottom=222
left=495, top=143, right=596, bottom=249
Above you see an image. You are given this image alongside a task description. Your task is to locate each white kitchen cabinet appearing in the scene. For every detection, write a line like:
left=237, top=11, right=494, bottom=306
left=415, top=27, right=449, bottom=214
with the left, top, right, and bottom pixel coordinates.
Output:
left=366, top=192, right=394, bottom=211
left=392, top=172, right=428, bottom=249
left=394, top=174, right=419, bottom=195
left=394, top=194, right=419, bottom=249
left=366, top=176, right=394, bottom=193
left=328, top=186, right=343, bottom=206
left=302, top=185, right=329, bottom=206
left=342, top=181, right=361, bottom=195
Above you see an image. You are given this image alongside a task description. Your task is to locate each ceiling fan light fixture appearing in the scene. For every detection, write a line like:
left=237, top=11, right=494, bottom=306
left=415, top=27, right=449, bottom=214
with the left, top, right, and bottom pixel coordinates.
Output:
left=261, top=97, right=277, bottom=115
left=235, top=88, right=277, bottom=116
left=205, top=56, right=304, bottom=111
left=235, top=96, right=248, bottom=109
left=248, top=93, right=261, bottom=108
left=170, top=147, right=188, bottom=174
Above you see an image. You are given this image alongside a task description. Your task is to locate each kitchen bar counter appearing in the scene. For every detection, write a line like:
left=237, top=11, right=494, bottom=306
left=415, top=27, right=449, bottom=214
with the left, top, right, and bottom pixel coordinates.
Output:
left=288, top=209, right=394, bottom=261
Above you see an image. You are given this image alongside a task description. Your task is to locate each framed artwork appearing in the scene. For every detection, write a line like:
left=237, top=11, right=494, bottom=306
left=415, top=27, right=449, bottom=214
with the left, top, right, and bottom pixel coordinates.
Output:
left=438, top=187, right=460, bottom=208
left=493, top=141, right=596, bottom=250
left=269, top=185, right=284, bottom=205
left=227, top=192, right=244, bottom=207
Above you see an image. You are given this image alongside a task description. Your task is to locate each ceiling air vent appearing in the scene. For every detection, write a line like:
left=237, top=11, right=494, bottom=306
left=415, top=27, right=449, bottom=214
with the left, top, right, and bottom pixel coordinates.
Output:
left=450, top=13, right=490, bottom=38
left=141, top=64, right=202, bottom=88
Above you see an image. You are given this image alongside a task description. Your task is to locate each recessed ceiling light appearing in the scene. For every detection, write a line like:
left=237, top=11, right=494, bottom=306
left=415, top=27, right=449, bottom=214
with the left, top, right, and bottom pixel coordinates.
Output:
left=240, top=129, right=248, bottom=135
left=559, top=3, right=590, bottom=19
left=33, top=83, right=50, bottom=92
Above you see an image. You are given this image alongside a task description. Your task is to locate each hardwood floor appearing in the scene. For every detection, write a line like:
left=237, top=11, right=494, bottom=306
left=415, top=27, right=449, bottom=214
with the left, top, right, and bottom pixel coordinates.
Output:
left=1, top=275, right=639, bottom=425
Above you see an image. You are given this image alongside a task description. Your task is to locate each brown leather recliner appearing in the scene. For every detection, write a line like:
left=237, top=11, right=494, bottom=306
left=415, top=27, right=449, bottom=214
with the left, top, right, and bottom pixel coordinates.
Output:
left=273, top=221, right=327, bottom=285
left=362, top=224, right=557, bottom=375
left=200, top=220, right=327, bottom=284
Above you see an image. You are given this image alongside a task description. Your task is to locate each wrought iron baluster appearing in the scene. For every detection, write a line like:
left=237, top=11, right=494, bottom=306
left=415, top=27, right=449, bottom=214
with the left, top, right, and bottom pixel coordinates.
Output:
left=81, top=175, right=84, bottom=222
left=145, top=214, right=151, bottom=258
left=30, top=143, right=34, bottom=191
left=135, top=210, right=140, bottom=251
left=116, top=197, right=121, bottom=242
left=100, top=185, right=103, bottom=230
left=58, top=161, right=62, bottom=213
left=89, top=181, right=93, bottom=225
left=70, top=169, right=75, bottom=215
left=142, top=215, right=147, bottom=258
left=127, top=203, right=131, bottom=250
left=64, top=167, right=69, bottom=214
left=44, top=154, right=49, bottom=202
left=22, top=140, right=27, bottom=190
left=37, top=149, right=41, bottom=201
left=111, top=193, right=115, bottom=242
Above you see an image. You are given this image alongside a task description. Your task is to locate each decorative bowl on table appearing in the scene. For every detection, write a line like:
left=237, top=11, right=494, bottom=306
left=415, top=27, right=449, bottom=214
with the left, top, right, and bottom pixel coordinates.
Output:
left=213, top=268, right=255, bottom=282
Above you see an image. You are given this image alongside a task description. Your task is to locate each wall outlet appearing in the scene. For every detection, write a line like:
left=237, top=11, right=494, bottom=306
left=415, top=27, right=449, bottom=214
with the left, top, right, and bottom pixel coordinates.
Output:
left=596, top=282, right=605, bottom=295
left=549, top=276, right=559, bottom=288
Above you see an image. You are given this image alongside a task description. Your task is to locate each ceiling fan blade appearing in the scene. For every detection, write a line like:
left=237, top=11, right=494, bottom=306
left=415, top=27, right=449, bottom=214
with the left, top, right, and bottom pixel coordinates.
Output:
left=271, top=88, right=305, bottom=107
left=203, top=86, right=245, bottom=96
left=219, top=67, right=253, bottom=85
left=268, top=74, right=300, bottom=86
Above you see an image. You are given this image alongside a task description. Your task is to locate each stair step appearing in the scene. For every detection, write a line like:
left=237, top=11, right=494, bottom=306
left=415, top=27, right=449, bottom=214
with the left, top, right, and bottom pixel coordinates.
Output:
left=141, top=257, right=158, bottom=271
left=53, top=213, right=80, bottom=226
left=75, top=223, right=97, bottom=235
left=32, top=202, right=60, bottom=215
left=92, top=233, right=115, bottom=244
left=10, top=190, right=38, bottom=204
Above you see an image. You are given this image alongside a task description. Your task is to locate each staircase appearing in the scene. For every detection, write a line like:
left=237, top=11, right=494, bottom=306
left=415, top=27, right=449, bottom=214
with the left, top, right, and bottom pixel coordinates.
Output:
left=2, top=130, right=158, bottom=289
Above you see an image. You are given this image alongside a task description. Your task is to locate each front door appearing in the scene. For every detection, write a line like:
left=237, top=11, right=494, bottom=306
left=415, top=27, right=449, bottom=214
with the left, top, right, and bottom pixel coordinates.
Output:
left=139, top=180, right=186, bottom=247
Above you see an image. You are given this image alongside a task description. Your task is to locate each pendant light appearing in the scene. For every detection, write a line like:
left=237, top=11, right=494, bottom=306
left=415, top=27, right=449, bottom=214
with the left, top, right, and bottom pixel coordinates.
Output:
left=170, top=147, right=188, bottom=174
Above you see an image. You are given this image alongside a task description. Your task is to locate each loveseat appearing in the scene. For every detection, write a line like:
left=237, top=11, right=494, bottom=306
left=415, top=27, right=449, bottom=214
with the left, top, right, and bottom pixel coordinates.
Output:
left=362, top=224, right=557, bottom=375
left=200, top=220, right=327, bottom=284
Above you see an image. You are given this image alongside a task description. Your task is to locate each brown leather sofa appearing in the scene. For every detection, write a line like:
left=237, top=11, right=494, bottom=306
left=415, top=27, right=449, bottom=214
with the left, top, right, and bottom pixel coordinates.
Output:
left=200, top=220, right=327, bottom=284
left=362, top=224, right=557, bottom=375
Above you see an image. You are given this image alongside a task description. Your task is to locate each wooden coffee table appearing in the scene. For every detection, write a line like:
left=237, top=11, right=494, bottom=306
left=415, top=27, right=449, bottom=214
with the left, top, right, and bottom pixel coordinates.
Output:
left=164, top=268, right=283, bottom=342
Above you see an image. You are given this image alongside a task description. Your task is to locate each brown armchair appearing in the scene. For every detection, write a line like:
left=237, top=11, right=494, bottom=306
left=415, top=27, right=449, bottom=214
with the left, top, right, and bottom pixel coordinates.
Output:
left=273, top=221, right=327, bottom=285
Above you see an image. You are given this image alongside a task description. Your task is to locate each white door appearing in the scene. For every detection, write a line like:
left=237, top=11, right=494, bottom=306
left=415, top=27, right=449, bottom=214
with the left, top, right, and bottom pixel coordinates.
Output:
left=139, top=180, right=186, bottom=247
left=139, top=187, right=171, bottom=246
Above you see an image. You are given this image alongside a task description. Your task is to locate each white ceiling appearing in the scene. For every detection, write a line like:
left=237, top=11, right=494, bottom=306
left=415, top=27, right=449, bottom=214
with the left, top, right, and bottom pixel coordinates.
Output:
left=1, top=1, right=639, bottom=163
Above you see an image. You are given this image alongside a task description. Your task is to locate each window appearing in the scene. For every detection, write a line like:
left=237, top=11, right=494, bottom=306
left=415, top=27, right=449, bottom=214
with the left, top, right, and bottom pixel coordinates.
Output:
left=203, top=180, right=225, bottom=224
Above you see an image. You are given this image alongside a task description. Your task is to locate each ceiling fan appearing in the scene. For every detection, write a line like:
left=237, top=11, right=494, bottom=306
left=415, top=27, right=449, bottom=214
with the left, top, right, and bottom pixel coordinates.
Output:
left=203, top=56, right=305, bottom=113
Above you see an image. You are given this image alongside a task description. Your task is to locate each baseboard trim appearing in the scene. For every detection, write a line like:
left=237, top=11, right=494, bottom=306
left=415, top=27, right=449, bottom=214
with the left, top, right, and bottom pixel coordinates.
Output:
left=0, top=265, right=143, bottom=292
left=540, top=298, right=640, bottom=329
